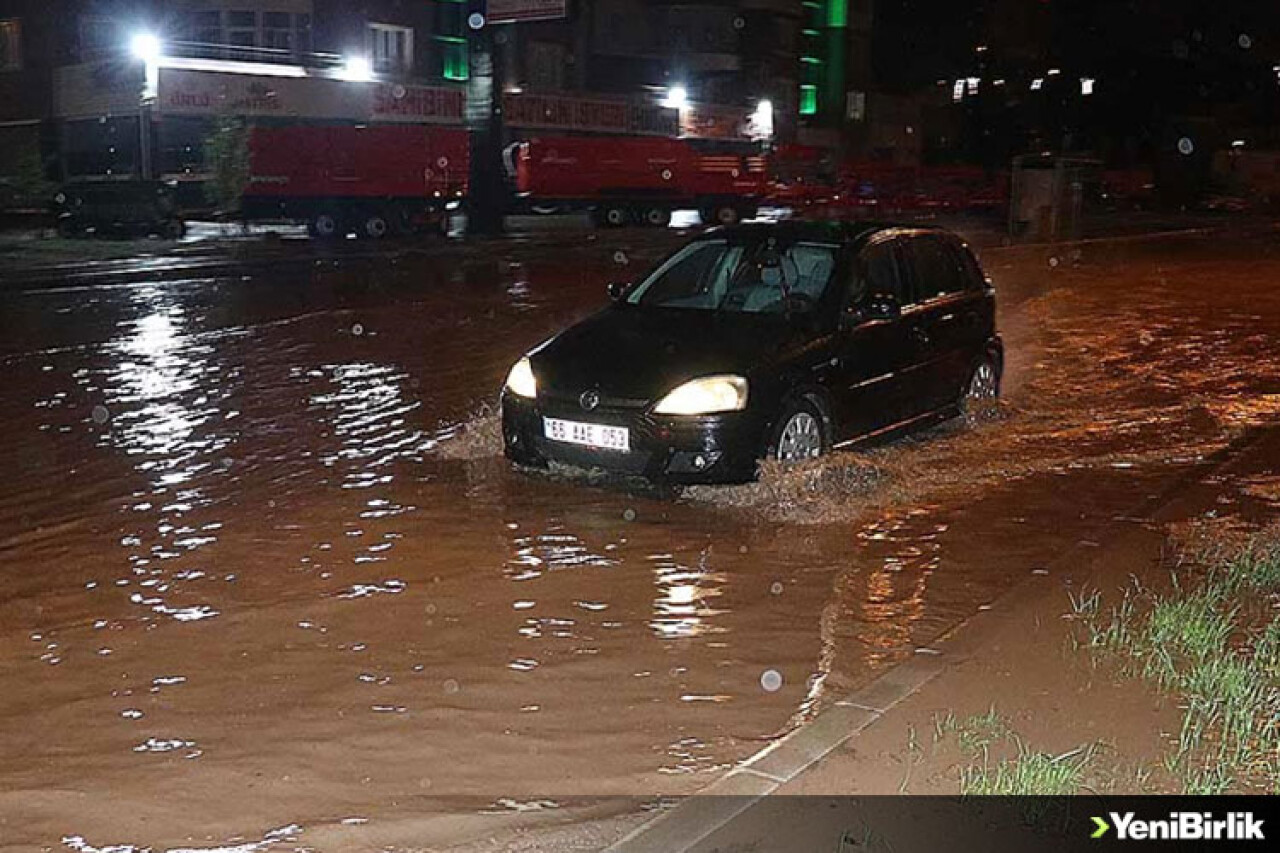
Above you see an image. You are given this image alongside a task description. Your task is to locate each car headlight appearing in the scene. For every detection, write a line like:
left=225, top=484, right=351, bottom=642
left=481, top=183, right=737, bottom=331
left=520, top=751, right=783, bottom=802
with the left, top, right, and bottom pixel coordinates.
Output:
left=653, top=375, right=748, bottom=415
left=504, top=356, right=537, bottom=399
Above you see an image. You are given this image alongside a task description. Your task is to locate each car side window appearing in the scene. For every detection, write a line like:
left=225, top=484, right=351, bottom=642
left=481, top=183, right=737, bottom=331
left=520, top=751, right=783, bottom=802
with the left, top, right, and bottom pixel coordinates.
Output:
left=949, top=241, right=987, bottom=291
left=854, top=239, right=906, bottom=305
left=903, top=235, right=965, bottom=302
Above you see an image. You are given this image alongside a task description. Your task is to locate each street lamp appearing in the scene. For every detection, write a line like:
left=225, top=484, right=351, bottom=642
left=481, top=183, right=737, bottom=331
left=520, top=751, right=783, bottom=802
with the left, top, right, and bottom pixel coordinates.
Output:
left=129, top=32, right=161, bottom=180
left=130, top=32, right=162, bottom=63
left=662, top=85, right=689, bottom=110
left=340, top=56, right=374, bottom=82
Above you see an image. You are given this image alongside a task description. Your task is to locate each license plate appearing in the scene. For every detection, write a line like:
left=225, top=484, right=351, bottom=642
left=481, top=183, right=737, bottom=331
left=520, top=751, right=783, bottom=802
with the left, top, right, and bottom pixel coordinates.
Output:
left=543, top=417, right=630, bottom=452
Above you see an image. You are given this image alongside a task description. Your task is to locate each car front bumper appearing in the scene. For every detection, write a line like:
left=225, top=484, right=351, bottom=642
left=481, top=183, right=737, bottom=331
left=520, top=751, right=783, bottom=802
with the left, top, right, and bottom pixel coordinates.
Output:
left=501, top=392, right=768, bottom=484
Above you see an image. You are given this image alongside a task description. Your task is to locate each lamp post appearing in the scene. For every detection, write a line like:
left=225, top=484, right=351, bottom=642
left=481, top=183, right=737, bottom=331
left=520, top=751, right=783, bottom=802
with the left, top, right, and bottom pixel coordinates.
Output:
left=130, top=32, right=161, bottom=180
left=465, top=6, right=506, bottom=235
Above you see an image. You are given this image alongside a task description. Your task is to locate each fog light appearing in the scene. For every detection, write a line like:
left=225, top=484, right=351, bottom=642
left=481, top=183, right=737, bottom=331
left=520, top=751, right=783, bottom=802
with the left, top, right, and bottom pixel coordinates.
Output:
left=666, top=450, right=722, bottom=474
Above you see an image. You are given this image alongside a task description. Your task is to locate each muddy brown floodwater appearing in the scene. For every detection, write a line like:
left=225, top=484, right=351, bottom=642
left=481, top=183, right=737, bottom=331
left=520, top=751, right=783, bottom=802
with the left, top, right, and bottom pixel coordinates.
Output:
left=1, top=230, right=1279, bottom=851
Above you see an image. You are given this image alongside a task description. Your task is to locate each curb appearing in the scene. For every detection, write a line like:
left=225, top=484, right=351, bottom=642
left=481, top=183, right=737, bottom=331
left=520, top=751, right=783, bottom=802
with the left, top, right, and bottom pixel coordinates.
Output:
left=607, top=425, right=1274, bottom=853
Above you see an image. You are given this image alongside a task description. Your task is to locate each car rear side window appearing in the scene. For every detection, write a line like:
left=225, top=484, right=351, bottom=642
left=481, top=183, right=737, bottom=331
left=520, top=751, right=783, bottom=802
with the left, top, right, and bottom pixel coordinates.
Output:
left=951, top=242, right=988, bottom=291
left=856, top=239, right=906, bottom=304
left=903, top=235, right=966, bottom=302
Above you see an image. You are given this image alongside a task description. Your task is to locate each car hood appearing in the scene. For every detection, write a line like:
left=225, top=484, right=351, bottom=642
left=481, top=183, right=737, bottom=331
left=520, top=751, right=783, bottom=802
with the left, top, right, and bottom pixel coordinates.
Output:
left=530, top=306, right=800, bottom=403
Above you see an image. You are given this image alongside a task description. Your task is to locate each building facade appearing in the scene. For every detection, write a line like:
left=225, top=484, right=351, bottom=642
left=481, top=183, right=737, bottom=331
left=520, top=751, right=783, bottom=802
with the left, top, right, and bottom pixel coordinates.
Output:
left=0, top=0, right=877, bottom=194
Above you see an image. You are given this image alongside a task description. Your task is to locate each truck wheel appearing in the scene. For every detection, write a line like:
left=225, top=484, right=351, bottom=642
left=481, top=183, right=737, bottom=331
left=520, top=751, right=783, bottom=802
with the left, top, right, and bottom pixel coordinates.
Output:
left=641, top=206, right=671, bottom=227
left=362, top=212, right=390, bottom=239
left=601, top=205, right=629, bottom=228
left=310, top=212, right=343, bottom=240
left=713, top=204, right=741, bottom=226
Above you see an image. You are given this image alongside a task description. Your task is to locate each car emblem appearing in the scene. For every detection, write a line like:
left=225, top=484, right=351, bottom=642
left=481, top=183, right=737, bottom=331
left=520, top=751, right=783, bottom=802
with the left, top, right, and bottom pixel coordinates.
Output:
left=580, top=389, right=601, bottom=411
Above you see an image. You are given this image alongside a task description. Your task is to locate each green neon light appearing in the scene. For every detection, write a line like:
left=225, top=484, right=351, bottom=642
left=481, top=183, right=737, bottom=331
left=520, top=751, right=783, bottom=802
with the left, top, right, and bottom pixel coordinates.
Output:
left=827, top=0, right=848, bottom=28
left=434, top=35, right=466, bottom=44
left=801, top=56, right=823, bottom=64
left=803, top=28, right=820, bottom=36
left=800, top=85, right=818, bottom=115
left=442, top=44, right=468, bottom=80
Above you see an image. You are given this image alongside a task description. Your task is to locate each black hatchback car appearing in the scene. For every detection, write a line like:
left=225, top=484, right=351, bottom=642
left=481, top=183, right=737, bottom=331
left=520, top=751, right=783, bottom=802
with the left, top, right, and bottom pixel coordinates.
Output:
left=501, top=221, right=1003, bottom=484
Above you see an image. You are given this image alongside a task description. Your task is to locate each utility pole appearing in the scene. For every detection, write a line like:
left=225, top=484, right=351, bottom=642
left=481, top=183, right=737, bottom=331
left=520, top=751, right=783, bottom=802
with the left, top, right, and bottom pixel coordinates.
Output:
left=465, top=5, right=506, bottom=235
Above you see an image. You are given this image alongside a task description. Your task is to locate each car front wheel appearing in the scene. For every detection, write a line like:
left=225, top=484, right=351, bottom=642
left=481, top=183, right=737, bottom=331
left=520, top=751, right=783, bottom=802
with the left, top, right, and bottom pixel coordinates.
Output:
left=769, top=399, right=827, bottom=464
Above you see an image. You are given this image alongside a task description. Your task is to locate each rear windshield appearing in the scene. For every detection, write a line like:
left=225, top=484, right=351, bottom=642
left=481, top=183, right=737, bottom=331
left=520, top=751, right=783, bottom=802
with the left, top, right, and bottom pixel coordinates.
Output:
left=626, top=238, right=838, bottom=313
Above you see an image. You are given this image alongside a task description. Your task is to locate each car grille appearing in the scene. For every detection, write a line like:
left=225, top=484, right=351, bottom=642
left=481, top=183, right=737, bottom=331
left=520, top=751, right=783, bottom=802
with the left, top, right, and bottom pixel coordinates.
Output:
left=539, top=388, right=651, bottom=411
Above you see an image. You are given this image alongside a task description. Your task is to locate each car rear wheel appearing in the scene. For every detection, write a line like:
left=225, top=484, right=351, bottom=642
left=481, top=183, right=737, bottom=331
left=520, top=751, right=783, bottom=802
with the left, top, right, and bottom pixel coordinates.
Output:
left=770, top=399, right=827, bottom=464
left=960, top=357, right=1000, bottom=420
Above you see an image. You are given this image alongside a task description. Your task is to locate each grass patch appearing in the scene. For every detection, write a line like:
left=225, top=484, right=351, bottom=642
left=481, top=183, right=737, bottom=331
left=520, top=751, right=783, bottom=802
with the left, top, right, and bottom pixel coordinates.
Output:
left=1076, top=526, right=1280, bottom=792
left=959, top=745, right=1096, bottom=796
left=934, top=709, right=1098, bottom=796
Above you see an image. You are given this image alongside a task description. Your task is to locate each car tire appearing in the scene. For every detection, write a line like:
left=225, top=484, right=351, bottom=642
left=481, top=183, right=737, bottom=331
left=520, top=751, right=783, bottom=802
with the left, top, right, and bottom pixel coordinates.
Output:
left=959, top=356, right=1000, bottom=422
left=768, top=397, right=828, bottom=464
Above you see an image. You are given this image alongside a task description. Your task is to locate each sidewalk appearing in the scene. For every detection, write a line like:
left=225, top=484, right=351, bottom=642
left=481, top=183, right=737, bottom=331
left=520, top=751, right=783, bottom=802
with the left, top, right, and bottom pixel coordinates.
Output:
left=609, top=425, right=1280, bottom=853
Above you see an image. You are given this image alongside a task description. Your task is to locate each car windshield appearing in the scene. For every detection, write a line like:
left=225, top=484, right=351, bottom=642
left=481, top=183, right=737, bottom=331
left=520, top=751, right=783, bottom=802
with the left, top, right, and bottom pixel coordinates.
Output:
left=625, top=238, right=838, bottom=313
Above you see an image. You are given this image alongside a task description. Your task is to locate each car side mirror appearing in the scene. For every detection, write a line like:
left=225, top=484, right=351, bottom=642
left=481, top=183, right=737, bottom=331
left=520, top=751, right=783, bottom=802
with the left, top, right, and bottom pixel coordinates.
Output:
left=863, top=293, right=901, bottom=321
left=607, top=281, right=629, bottom=302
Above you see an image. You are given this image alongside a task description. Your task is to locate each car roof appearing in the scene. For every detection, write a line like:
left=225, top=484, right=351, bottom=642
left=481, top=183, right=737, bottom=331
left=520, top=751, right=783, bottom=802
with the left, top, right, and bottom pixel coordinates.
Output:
left=697, top=220, right=945, bottom=247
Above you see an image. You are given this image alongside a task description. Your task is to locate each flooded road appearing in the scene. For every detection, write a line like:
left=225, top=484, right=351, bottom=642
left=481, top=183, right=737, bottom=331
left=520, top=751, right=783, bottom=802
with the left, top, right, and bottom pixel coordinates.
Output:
left=2, top=229, right=1280, bottom=850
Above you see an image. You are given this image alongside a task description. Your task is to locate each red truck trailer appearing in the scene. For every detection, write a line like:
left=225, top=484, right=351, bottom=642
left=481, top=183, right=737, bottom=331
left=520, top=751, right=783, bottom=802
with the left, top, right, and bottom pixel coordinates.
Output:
left=507, top=135, right=768, bottom=227
left=242, top=123, right=469, bottom=238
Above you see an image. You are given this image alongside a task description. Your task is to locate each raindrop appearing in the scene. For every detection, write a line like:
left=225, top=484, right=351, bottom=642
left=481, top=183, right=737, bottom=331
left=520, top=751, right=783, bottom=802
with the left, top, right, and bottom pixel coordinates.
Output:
left=352, top=323, right=365, bottom=336
left=612, top=250, right=629, bottom=265
left=120, top=708, right=143, bottom=719
left=1048, top=256, right=1060, bottom=268
left=91, top=405, right=110, bottom=424
left=760, top=669, right=783, bottom=692
left=443, top=678, right=460, bottom=694
left=770, top=581, right=783, bottom=595
left=1238, top=33, right=1253, bottom=50
left=1177, top=137, right=1195, bottom=156
left=622, top=508, right=637, bottom=522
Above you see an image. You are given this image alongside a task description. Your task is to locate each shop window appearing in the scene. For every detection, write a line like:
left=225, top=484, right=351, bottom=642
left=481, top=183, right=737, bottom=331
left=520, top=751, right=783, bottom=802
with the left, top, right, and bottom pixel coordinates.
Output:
left=369, top=23, right=413, bottom=73
left=0, top=18, right=21, bottom=70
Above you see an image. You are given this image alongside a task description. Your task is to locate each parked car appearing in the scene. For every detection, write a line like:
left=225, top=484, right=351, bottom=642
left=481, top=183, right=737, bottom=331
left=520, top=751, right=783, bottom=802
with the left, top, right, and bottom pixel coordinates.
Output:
left=500, top=221, right=1003, bottom=484
left=53, top=180, right=186, bottom=239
